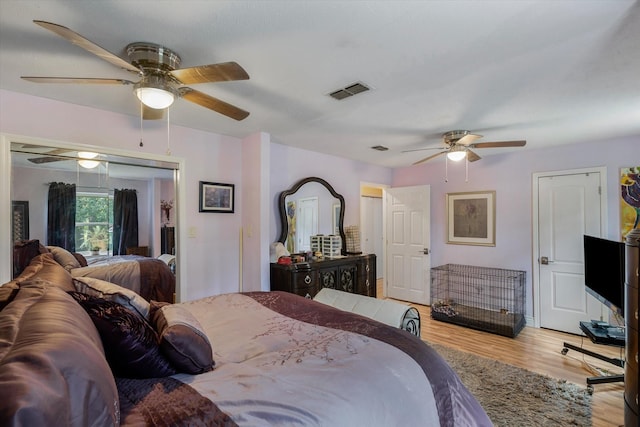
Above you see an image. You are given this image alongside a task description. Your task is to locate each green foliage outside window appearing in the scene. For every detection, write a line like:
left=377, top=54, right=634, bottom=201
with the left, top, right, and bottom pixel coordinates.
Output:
left=75, top=193, right=113, bottom=252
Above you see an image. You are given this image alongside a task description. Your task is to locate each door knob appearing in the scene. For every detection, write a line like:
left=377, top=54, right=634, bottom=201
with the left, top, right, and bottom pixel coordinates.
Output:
left=540, top=256, right=554, bottom=265
left=423, top=248, right=429, bottom=255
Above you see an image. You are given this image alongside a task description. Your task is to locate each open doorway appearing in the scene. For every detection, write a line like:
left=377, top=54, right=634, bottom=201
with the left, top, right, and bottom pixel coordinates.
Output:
left=360, top=183, right=388, bottom=282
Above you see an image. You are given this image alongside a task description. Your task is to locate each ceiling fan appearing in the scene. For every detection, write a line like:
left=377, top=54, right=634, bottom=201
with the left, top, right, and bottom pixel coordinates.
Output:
left=21, top=20, right=250, bottom=121
left=404, top=130, right=526, bottom=165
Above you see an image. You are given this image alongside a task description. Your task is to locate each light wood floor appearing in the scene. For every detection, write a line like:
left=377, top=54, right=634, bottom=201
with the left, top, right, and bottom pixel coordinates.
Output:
left=378, top=283, right=625, bottom=427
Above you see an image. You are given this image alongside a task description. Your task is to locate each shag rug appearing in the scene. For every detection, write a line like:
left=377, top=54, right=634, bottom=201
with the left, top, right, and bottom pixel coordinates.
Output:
left=429, top=342, right=592, bottom=426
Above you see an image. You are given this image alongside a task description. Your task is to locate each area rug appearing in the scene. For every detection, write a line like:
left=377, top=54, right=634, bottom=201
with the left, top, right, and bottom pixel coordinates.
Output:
left=428, top=342, right=592, bottom=426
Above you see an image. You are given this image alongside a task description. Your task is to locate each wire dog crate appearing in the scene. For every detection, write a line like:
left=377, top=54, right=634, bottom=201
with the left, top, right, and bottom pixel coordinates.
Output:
left=430, top=264, right=526, bottom=337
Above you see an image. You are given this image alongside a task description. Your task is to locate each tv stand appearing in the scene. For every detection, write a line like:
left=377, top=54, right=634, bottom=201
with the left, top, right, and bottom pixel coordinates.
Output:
left=561, top=321, right=624, bottom=393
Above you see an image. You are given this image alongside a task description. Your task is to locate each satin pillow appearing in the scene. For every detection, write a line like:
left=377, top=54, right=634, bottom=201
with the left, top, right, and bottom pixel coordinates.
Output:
left=69, top=292, right=176, bottom=378
left=151, top=301, right=215, bottom=374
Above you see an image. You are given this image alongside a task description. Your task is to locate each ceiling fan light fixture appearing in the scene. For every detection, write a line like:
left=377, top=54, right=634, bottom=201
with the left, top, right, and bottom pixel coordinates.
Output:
left=447, top=146, right=467, bottom=161
left=78, top=151, right=100, bottom=169
left=134, top=75, right=176, bottom=109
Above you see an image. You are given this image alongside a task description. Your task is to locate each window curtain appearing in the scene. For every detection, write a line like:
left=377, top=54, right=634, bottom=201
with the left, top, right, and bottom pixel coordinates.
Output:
left=113, top=189, right=139, bottom=255
left=47, top=182, right=76, bottom=251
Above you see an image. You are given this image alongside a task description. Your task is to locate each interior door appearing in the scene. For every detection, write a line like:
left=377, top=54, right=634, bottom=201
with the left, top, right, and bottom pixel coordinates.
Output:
left=537, top=171, right=604, bottom=334
left=361, top=196, right=383, bottom=278
left=384, top=185, right=430, bottom=304
left=296, top=197, right=318, bottom=252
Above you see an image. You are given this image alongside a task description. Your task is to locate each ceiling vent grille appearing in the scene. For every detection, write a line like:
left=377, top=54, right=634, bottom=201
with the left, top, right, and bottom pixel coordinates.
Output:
left=329, top=82, right=370, bottom=100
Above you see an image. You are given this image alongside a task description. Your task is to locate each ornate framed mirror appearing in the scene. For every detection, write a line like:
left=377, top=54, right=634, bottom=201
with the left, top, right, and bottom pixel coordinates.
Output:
left=276, top=177, right=346, bottom=255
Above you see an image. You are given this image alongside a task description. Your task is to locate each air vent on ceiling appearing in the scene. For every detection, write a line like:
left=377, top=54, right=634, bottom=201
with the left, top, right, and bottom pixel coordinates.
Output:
left=371, top=145, right=388, bottom=151
left=329, top=82, right=370, bottom=100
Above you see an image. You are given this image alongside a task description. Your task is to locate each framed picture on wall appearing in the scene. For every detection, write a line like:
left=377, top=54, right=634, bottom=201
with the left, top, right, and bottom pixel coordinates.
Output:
left=12, top=200, right=29, bottom=242
left=446, top=191, right=495, bottom=246
left=199, top=181, right=234, bottom=213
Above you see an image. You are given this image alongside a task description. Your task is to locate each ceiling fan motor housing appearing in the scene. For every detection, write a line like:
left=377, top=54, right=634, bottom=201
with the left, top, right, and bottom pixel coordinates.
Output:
left=443, top=130, right=472, bottom=145
left=126, top=42, right=181, bottom=75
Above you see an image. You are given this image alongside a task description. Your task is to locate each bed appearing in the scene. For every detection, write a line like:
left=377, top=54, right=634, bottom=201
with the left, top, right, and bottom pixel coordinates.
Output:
left=1, top=253, right=491, bottom=426
left=48, top=245, right=176, bottom=303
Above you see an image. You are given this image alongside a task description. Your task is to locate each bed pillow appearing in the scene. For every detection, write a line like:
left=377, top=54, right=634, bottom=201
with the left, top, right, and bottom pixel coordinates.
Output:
left=69, top=292, right=177, bottom=379
left=0, top=283, right=119, bottom=426
left=46, top=246, right=82, bottom=271
left=10, top=253, right=76, bottom=292
left=72, top=252, right=88, bottom=267
left=73, top=276, right=150, bottom=319
left=12, top=239, right=44, bottom=278
left=150, top=301, right=215, bottom=374
left=0, top=283, right=19, bottom=311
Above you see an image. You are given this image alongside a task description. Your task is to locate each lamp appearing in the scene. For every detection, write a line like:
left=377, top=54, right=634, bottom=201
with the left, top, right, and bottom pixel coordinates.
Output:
left=447, top=146, right=467, bottom=161
left=77, top=151, right=100, bottom=169
left=134, top=75, right=176, bottom=109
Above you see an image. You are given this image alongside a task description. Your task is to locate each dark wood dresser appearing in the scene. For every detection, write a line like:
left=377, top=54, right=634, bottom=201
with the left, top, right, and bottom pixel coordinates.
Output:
left=625, top=228, right=639, bottom=427
left=270, top=254, right=376, bottom=299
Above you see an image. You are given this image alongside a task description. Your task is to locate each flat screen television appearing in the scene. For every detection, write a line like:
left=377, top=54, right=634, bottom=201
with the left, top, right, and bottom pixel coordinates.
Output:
left=583, top=235, right=625, bottom=318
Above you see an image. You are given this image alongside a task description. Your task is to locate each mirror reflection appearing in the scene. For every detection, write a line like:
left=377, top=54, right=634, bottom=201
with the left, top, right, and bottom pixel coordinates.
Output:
left=10, top=141, right=179, bottom=302
left=277, top=177, right=345, bottom=255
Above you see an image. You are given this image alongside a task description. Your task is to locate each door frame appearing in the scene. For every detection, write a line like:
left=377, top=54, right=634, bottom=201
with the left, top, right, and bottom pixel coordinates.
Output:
left=360, top=181, right=389, bottom=282
left=532, top=166, right=608, bottom=328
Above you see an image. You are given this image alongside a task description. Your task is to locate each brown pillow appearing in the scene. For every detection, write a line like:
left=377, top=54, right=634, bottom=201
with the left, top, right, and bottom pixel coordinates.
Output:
left=69, top=292, right=177, bottom=379
left=12, top=253, right=76, bottom=292
left=73, top=277, right=150, bottom=319
left=46, top=246, right=82, bottom=271
left=12, top=239, right=42, bottom=278
left=73, top=252, right=88, bottom=267
left=150, top=301, right=215, bottom=374
left=0, top=283, right=119, bottom=426
left=0, top=283, right=19, bottom=311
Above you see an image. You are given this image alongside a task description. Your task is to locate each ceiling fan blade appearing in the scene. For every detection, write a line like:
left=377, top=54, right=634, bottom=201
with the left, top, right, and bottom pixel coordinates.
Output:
left=457, top=133, right=483, bottom=146
left=28, top=156, right=68, bottom=164
left=179, top=87, right=249, bottom=121
left=21, top=77, right=133, bottom=85
left=34, top=20, right=141, bottom=74
left=171, top=62, right=250, bottom=85
left=401, top=146, right=446, bottom=153
left=413, top=151, right=447, bottom=165
left=466, top=149, right=482, bottom=162
left=472, top=140, right=526, bottom=148
left=142, top=105, right=165, bottom=120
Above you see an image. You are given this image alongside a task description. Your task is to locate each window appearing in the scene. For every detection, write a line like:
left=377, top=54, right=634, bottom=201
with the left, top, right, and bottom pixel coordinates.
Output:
left=75, top=192, right=113, bottom=253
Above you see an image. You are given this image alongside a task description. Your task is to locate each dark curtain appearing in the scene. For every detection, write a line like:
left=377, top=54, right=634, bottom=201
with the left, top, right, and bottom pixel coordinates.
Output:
left=113, top=189, right=139, bottom=255
left=47, top=182, right=76, bottom=251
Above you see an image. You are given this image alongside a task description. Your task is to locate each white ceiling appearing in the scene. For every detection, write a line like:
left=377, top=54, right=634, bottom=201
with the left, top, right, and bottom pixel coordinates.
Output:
left=1, top=1, right=638, bottom=168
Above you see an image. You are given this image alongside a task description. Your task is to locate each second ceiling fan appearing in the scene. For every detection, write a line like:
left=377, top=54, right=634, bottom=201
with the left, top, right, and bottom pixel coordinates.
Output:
left=405, top=130, right=526, bottom=165
left=21, top=20, right=250, bottom=121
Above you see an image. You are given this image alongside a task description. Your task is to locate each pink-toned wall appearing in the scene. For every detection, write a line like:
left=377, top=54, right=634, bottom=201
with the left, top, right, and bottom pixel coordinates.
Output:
left=1, top=90, right=245, bottom=301
left=392, top=135, right=638, bottom=317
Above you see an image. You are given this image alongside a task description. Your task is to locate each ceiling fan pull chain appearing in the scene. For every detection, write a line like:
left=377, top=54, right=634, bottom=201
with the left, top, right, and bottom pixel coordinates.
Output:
left=465, top=156, right=469, bottom=183
left=166, top=108, right=172, bottom=156
left=139, top=101, right=144, bottom=147
left=445, top=155, right=449, bottom=182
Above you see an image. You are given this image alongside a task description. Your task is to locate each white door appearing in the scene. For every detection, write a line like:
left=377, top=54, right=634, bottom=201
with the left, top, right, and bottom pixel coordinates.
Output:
left=361, top=196, right=384, bottom=278
left=296, top=197, right=318, bottom=252
left=384, top=185, right=430, bottom=304
left=536, top=170, right=605, bottom=334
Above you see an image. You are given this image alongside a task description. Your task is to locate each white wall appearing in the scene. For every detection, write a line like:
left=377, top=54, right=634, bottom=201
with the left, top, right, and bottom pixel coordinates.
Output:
left=269, top=143, right=393, bottom=244
left=392, top=135, right=639, bottom=318
left=1, top=90, right=392, bottom=300
left=0, top=90, right=244, bottom=301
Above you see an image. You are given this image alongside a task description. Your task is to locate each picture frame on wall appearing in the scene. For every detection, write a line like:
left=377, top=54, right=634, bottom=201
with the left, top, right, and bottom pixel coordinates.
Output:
left=446, top=191, right=495, bottom=246
left=199, top=181, right=235, bottom=213
left=12, top=200, right=29, bottom=242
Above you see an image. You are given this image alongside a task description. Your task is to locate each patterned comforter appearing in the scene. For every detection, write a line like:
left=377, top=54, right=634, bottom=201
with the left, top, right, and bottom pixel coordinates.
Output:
left=118, top=291, right=491, bottom=426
